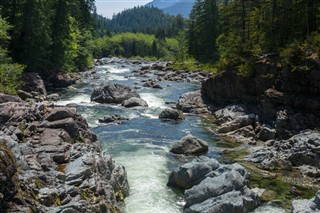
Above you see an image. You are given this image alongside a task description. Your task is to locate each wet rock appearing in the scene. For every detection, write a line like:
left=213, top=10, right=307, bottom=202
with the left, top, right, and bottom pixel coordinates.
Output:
left=152, top=84, right=163, bottom=89
left=98, top=114, right=129, bottom=123
left=176, top=91, right=208, bottom=114
left=168, top=157, right=259, bottom=213
left=257, top=126, right=276, bottom=141
left=51, top=73, right=76, bottom=88
left=121, top=97, right=148, bottom=108
left=170, top=135, right=208, bottom=155
left=91, top=82, right=139, bottom=104
left=159, top=108, right=185, bottom=120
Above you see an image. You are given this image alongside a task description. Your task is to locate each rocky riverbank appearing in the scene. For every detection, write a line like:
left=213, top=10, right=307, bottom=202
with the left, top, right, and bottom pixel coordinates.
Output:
left=0, top=93, right=129, bottom=212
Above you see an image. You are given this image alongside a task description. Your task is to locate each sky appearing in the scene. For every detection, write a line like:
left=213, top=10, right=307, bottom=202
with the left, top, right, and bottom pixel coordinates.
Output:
left=95, top=0, right=152, bottom=18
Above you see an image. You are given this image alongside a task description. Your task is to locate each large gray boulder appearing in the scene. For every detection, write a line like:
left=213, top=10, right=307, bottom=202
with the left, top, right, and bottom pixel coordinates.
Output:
left=21, top=72, right=47, bottom=95
left=176, top=91, right=208, bottom=114
left=167, top=157, right=259, bottom=213
left=292, top=191, right=320, bottom=213
left=91, top=83, right=140, bottom=104
left=121, top=97, right=148, bottom=108
left=159, top=108, right=185, bottom=120
left=170, top=135, right=208, bottom=155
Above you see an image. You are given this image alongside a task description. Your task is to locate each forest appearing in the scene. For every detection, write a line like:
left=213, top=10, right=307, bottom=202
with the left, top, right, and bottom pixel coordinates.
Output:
left=0, top=0, right=319, bottom=94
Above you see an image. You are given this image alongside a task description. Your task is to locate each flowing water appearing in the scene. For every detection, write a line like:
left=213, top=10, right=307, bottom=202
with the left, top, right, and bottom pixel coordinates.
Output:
left=56, top=61, right=287, bottom=213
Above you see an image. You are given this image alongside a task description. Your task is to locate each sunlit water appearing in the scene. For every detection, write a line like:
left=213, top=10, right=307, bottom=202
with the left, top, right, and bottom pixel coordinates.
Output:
left=56, top=61, right=286, bottom=213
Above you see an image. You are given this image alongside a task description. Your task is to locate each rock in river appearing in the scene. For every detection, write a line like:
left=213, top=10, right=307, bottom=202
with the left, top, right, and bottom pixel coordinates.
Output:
left=159, top=108, right=185, bottom=120
left=167, top=156, right=259, bottom=213
left=122, top=97, right=148, bottom=108
left=91, top=82, right=140, bottom=104
left=170, top=135, right=208, bottom=155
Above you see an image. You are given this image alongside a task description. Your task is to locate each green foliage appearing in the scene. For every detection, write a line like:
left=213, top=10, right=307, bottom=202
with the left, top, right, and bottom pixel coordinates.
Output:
left=93, top=32, right=180, bottom=60
left=0, top=15, right=24, bottom=94
left=280, top=33, right=320, bottom=72
left=0, top=0, right=95, bottom=76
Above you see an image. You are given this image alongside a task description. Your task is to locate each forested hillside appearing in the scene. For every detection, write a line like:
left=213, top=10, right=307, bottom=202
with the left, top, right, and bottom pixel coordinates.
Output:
left=187, top=0, right=320, bottom=73
left=107, top=6, right=185, bottom=37
left=0, top=0, right=95, bottom=75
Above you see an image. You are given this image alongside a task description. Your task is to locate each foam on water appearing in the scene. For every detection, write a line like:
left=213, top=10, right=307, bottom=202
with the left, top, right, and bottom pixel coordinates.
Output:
left=108, top=66, right=130, bottom=74
left=139, top=93, right=166, bottom=109
left=113, top=148, right=182, bottom=213
left=54, top=94, right=92, bottom=106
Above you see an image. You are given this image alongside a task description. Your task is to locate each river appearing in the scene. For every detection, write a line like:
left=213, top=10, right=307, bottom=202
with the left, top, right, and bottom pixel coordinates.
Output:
left=55, top=59, right=286, bottom=213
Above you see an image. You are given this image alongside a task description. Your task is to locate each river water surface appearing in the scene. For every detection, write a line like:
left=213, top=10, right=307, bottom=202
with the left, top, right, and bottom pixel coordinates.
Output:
left=55, top=60, right=286, bottom=213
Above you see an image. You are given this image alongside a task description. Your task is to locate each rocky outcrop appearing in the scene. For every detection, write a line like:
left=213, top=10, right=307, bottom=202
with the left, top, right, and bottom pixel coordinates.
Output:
left=0, top=96, right=129, bottom=212
left=91, top=83, right=140, bottom=104
left=246, top=131, right=320, bottom=172
left=292, top=191, right=320, bottom=213
left=167, top=156, right=259, bottom=213
left=121, top=97, right=148, bottom=108
left=170, top=135, right=208, bottom=155
left=176, top=91, right=209, bottom=114
left=159, top=108, right=185, bottom=120
left=201, top=62, right=320, bottom=139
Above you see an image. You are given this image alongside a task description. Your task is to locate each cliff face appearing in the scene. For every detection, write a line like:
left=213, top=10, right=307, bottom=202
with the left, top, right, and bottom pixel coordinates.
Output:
left=201, top=61, right=320, bottom=138
left=0, top=96, right=129, bottom=212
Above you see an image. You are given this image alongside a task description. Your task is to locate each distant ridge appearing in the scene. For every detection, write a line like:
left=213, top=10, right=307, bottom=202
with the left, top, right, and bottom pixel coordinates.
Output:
left=145, top=0, right=195, bottom=18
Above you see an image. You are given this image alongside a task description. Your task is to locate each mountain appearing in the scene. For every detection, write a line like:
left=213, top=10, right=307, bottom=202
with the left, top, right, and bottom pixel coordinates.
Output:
left=145, top=0, right=195, bottom=18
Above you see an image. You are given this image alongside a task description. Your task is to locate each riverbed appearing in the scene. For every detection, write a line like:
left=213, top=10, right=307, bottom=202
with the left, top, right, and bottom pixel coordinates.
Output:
left=55, top=59, right=286, bottom=213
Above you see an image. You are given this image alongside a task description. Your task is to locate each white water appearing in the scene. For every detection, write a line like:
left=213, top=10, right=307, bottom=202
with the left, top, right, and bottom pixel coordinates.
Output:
left=114, top=148, right=183, bottom=213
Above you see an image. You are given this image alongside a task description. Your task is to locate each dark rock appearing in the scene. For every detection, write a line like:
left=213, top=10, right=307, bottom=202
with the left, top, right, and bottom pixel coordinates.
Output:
left=159, top=108, right=185, bottom=120
left=45, top=108, right=76, bottom=122
left=98, top=114, right=129, bottom=123
left=17, top=90, right=33, bottom=100
left=152, top=84, right=163, bottom=89
left=257, top=126, right=276, bottom=141
left=121, top=97, right=148, bottom=108
left=170, top=135, right=208, bottom=155
left=91, top=83, right=139, bottom=104
left=51, top=73, right=76, bottom=88
left=21, top=72, right=47, bottom=95
left=0, top=93, right=22, bottom=103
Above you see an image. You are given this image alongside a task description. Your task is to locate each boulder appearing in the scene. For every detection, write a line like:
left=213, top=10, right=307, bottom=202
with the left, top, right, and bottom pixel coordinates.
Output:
left=292, top=191, right=320, bottom=213
left=17, top=90, right=33, bottom=100
left=176, top=91, right=208, bottom=114
left=0, top=93, right=22, bottom=103
left=21, top=72, right=47, bottom=95
left=51, top=73, right=76, bottom=88
left=159, top=108, right=185, bottom=120
left=170, top=135, right=208, bottom=155
left=257, top=126, right=276, bottom=141
left=91, top=83, right=139, bottom=104
left=99, top=114, right=129, bottom=123
left=167, top=157, right=259, bottom=213
left=121, top=97, right=148, bottom=108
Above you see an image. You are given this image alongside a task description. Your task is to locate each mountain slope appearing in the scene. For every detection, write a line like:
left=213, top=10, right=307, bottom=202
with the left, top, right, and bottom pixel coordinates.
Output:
left=146, top=0, right=195, bottom=18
